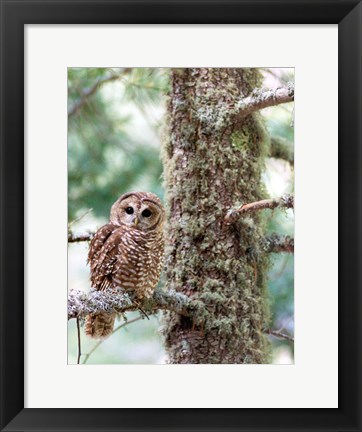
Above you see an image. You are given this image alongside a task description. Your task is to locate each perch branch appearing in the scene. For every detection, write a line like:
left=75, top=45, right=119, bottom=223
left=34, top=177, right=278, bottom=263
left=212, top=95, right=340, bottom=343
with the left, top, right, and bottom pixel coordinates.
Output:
left=235, top=82, right=294, bottom=117
left=225, top=194, right=294, bottom=223
left=68, top=287, right=195, bottom=320
left=270, top=136, right=294, bottom=166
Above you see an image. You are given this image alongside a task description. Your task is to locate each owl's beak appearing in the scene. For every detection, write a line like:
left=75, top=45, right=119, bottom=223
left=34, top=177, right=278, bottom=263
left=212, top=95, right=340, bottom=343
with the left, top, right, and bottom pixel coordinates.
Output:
left=133, top=216, right=139, bottom=226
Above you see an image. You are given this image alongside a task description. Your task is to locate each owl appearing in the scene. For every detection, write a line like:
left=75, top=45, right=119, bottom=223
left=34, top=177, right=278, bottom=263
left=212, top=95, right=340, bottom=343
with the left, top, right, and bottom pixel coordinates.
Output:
left=85, top=191, right=165, bottom=339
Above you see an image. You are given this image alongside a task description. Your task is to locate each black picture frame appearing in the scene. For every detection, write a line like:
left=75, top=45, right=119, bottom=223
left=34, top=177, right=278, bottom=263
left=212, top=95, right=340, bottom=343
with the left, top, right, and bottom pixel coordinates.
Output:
left=1, top=1, right=361, bottom=431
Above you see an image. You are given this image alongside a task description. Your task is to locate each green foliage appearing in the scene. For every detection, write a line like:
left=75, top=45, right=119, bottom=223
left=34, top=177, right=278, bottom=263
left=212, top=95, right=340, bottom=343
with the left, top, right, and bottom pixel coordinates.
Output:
left=122, top=68, right=170, bottom=106
left=68, top=68, right=168, bottom=221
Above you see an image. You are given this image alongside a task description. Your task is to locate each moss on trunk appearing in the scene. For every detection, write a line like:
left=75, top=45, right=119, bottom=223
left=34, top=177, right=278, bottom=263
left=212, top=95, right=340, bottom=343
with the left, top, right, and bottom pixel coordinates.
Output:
left=162, top=68, right=271, bottom=364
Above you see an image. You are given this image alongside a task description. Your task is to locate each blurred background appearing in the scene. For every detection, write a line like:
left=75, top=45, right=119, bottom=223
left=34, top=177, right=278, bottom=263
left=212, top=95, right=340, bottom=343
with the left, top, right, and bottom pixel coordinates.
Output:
left=68, top=67, right=294, bottom=365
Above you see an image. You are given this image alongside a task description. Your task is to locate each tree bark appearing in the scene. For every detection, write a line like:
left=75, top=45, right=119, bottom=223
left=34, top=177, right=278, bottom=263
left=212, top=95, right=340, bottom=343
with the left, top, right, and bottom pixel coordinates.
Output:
left=162, top=68, right=271, bottom=364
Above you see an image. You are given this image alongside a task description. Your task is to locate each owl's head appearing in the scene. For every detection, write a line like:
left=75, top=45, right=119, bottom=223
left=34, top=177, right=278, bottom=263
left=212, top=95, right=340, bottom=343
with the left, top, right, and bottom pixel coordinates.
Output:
left=110, top=191, right=165, bottom=231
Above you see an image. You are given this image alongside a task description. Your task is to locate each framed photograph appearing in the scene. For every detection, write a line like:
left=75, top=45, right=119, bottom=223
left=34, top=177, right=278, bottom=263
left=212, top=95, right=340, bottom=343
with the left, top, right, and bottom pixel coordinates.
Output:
left=1, top=1, right=361, bottom=431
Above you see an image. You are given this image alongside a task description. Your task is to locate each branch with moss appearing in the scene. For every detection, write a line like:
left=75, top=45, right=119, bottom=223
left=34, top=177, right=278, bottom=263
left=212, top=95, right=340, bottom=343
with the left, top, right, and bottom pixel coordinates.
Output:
left=263, top=234, right=294, bottom=253
left=235, top=82, right=294, bottom=118
left=72, top=290, right=294, bottom=365
left=270, top=136, right=294, bottom=166
left=69, top=287, right=294, bottom=349
left=196, top=82, right=294, bottom=132
left=68, top=287, right=197, bottom=320
left=225, top=194, right=294, bottom=223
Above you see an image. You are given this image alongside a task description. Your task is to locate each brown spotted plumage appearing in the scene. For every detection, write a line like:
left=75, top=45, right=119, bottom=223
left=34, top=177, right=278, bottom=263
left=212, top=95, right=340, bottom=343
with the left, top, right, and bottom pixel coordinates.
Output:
left=85, top=192, right=165, bottom=339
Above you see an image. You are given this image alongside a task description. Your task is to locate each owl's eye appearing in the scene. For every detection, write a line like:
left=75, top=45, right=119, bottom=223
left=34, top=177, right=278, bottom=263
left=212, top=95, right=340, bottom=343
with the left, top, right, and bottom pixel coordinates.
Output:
left=142, top=209, right=152, bottom=218
left=125, top=207, right=134, bottom=215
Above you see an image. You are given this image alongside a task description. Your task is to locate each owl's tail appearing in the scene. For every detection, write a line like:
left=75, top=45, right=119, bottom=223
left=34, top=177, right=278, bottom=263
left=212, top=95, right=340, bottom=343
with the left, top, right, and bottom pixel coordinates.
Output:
left=84, top=313, right=116, bottom=339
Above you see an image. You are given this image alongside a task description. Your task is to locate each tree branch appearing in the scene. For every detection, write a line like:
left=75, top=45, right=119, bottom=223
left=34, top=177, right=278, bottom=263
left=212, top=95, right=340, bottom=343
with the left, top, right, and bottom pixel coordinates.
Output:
left=263, top=234, right=294, bottom=253
left=68, top=287, right=195, bottom=320
left=198, top=82, right=294, bottom=131
left=235, top=82, right=294, bottom=117
left=68, top=231, right=94, bottom=243
left=239, top=194, right=294, bottom=213
left=68, top=208, right=93, bottom=228
left=68, top=68, right=132, bottom=117
left=225, top=194, right=294, bottom=223
left=270, top=136, right=294, bottom=166
left=265, top=328, right=294, bottom=342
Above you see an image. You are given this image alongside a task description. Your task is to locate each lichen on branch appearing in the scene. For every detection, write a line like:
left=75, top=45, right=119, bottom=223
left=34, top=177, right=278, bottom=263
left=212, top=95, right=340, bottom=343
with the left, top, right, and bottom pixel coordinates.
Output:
left=263, top=234, right=294, bottom=253
left=193, top=80, right=294, bottom=133
left=68, top=287, right=195, bottom=320
left=235, top=82, right=294, bottom=118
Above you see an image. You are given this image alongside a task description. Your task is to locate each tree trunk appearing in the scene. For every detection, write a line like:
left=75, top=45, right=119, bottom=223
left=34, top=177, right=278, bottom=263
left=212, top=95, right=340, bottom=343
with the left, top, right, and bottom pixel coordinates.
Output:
left=162, top=68, right=272, bottom=364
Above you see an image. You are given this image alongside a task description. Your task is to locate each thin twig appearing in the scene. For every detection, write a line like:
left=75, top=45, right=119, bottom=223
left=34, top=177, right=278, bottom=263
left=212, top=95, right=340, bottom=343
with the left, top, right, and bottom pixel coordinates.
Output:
left=238, top=194, right=294, bottom=213
left=68, top=208, right=93, bottom=228
left=82, top=316, right=143, bottom=364
left=76, top=317, right=82, bottom=364
left=265, top=329, right=294, bottom=343
left=225, top=194, right=294, bottom=223
left=68, top=74, right=119, bottom=117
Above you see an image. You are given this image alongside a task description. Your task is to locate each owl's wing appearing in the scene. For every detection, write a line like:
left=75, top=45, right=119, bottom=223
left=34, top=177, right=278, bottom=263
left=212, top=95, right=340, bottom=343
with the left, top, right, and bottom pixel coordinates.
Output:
left=88, top=223, right=119, bottom=291
left=88, top=224, right=114, bottom=267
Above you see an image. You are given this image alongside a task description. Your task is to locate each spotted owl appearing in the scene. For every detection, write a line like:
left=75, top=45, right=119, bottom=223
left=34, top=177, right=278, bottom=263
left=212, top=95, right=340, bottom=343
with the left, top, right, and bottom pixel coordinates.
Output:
left=85, top=191, right=165, bottom=339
